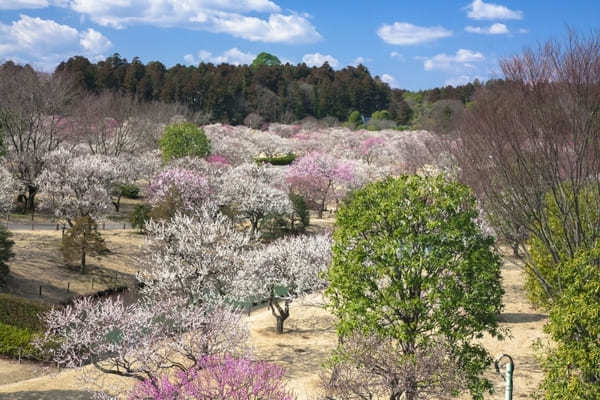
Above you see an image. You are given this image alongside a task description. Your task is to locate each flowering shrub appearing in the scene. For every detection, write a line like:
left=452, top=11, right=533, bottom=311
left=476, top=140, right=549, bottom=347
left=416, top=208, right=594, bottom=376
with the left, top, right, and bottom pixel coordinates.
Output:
left=146, top=168, right=210, bottom=211
left=130, top=355, right=295, bottom=400
left=286, top=152, right=354, bottom=218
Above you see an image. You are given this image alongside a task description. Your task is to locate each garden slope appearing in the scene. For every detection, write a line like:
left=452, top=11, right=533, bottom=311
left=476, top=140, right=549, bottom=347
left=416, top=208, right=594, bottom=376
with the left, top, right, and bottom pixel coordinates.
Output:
left=0, top=247, right=545, bottom=399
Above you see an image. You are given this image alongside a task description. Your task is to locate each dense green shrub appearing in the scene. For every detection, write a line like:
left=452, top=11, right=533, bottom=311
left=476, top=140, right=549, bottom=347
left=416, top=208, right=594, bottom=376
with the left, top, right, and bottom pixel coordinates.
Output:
left=537, top=242, right=600, bottom=399
left=119, top=183, right=140, bottom=199
left=0, top=293, right=50, bottom=331
left=130, top=204, right=152, bottom=233
left=0, top=224, right=14, bottom=286
left=0, top=322, right=39, bottom=359
left=255, top=153, right=297, bottom=166
left=525, top=187, right=600, bottom=308
left=289, top=192, right=309, bottom=232
left=370, top=110, right=390, bottom=120
left=159, top=122, right=210, bottom=162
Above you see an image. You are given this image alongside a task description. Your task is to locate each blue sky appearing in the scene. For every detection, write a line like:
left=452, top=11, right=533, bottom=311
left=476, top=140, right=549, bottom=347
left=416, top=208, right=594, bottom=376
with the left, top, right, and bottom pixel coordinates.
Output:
left=1, top=0, right=598, bottom=90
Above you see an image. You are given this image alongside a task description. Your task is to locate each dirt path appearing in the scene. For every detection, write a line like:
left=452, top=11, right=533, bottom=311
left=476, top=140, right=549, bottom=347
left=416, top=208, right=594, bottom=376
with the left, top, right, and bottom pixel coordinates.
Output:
left=0, top=249, right=546, bottom=399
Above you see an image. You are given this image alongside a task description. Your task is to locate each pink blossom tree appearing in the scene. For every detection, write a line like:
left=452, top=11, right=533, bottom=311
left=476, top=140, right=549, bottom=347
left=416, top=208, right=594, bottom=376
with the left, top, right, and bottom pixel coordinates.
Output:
left=130, top=355, right=295, bottom=400
left=359, top=136, right=386, bottom=164
left=146, top=167, right=210, bottom=212
left=286, top=152, right=354, bottom=218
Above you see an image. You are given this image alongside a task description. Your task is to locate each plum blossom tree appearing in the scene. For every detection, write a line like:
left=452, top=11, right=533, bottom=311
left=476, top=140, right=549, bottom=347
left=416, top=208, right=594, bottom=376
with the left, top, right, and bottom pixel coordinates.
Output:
left=138, top=205, right=250, bottom=303
left=146, top=167, right=210, bottom=212
left=322, top=333, right=467, bottom=400
left=130, top=355, right=295, bottom=400
left=286, top=152, right=354, bottom=218
left=359, top=136, right=386, bottom=165
left=0, top=65, right=75, bottom=211
left=238, top=234, right=332, bottom=334
left=37, top=149, right=123, bottom=224
left=37, top=295, right=249, bottom=398
left=0, top=165, right=17, bottom=213
left=221, top=163, right=293, bottom=237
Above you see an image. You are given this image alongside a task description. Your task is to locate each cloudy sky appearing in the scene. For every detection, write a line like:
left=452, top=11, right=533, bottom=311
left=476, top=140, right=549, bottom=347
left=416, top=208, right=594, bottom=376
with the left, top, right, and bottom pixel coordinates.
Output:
left=1, top=0, right=598, bottom=90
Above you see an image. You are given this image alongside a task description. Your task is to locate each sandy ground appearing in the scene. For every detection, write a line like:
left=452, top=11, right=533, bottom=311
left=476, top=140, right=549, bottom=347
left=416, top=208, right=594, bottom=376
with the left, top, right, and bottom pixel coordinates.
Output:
left=0, top=212, right=546, bottom=399
left=0, top=248, right=546, bottom=399
left=3, top=230, right=144, bottom=304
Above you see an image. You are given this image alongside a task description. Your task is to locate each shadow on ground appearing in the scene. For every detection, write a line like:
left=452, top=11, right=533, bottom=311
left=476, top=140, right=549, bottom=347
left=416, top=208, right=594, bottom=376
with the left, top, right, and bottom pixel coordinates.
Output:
left=0, top=391, right=94, bottom=399
left=499, top=312, right=547, bottom=323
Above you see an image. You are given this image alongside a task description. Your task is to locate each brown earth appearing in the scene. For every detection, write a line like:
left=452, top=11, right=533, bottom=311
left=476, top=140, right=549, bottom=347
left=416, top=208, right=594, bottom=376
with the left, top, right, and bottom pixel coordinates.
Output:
left=0, top=222, right=546, bottom=399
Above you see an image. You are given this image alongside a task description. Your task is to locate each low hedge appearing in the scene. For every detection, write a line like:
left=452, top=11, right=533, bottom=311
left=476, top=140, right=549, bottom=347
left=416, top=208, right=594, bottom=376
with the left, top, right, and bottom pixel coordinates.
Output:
left=255, top=153, right=297, bottom=166
left=0, top=293, right=51, bottom=331
left=0, top=322, right=40, bottom=359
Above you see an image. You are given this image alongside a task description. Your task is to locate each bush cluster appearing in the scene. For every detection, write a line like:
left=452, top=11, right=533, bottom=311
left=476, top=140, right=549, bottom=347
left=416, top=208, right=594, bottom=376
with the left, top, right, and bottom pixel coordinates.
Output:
left=119, top=183, right=140, bottom=199
left=255, top=153, right=297, bottom=166
left=0, top=293, right=50, bottom=331
left=0, top=294, right=51, bottom=359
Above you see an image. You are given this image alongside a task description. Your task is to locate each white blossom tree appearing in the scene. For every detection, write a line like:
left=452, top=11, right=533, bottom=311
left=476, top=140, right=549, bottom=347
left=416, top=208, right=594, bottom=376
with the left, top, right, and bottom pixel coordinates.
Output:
left=0, top=65, right=75, bottom=211
left=220, top=163, right=293, bottom=237
left=37, top=149, right=123, bottom=225
left=138, top=205, right=250, bottom=303
left=238, top=234, right=332, bottom=333
left=0, top=165, right=17, bottom=214
left=37, top=294, right=249, bottom=398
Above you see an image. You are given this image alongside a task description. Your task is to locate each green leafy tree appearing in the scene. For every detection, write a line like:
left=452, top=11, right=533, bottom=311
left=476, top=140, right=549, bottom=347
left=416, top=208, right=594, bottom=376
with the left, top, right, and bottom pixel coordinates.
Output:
left=537, top=241, right=600, bottom=399
left=0, top=225, right=14, bottom=286
left=325, top=175, right=505, bottom=400
left=525, top=187, right=599, bottom=308
left=370, top=110, right=390, bottom=120
left=61, top=216, right=108, bottom=274
left=130, top=204, right=152, bottom=234
left=158, top=122, right=210, bottom=162
left=251, top=52, right=281, bottom=68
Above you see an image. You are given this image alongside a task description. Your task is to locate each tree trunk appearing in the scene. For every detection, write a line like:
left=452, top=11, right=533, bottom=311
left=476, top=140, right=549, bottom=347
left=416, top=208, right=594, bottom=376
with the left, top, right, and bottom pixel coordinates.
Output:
left=276, top=316, right=285, bottom=334
left=269, top=294, right=290, bottom=334
left=512, top=242, right=520, bottom=258
left=80, top=248, right=86, bottom=274
left=26, top=186, right=37, bottom=212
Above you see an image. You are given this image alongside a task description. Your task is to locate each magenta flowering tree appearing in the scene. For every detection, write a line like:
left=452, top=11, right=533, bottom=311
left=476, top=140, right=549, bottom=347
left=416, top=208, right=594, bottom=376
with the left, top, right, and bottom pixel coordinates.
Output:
left=146, top=167, right=210, bottom=211
left=206, top=154, right=231, bottom=166
left=286, top=152, right=354, bottom=218
left=130, top=355, right=295, bottom=400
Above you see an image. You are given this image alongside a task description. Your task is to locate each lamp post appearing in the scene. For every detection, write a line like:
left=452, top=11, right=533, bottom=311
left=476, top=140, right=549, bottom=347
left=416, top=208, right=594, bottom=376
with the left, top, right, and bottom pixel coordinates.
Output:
left=494, top=353, right=514, bottom=400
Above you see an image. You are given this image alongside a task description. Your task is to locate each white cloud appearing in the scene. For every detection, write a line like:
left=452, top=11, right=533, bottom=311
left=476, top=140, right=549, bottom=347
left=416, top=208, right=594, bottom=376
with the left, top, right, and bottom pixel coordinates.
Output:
left=423, top=49, right=485, bottom=71
left=184, top=47, right=256, bottom=66
left=353, top=56, right=370, bottom=65
left=57, top=0, right=320, bottom=44
left=465, top=23, right=509, bottom=35
left=381, top=73, right=398, bottom=88
left=377, top=22, right=452, bottom=45
left=390, top=51, right=404, bottom=61
left=467, top=0, right=523, bottom=20
left=0, top=0, right=48, bottom=9
left=519, top=28, right=529, bottom=34
left=444, top=75, right=486, bottom=87
left=302, top=53, right=338, bottom=68
left=0, top=14, right=111, bottom=70
left=79, top=28, right=112, bottom=53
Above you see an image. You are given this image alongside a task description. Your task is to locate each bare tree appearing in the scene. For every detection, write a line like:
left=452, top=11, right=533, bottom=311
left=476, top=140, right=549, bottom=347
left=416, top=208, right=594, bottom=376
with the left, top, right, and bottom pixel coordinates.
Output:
left=322, top=334, right=467, bottom=400
left=0, top=63, right=76, bottom=211
left=453, top=30, right=600, bottom=302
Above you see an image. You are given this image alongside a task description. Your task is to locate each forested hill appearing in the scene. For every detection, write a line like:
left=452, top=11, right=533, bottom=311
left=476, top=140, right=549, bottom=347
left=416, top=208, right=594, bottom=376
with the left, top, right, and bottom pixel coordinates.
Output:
left=53, top=53, right=483, bottom=126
